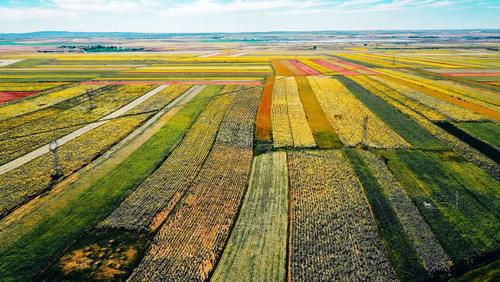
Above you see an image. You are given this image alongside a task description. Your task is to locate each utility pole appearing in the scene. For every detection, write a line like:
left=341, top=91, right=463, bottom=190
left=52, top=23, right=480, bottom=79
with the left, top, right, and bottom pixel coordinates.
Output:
left=87, top=88, right=95, bottom=112
left=362, top=115, right=368, bottom=146
left=49, top=140, right=62, bottom=178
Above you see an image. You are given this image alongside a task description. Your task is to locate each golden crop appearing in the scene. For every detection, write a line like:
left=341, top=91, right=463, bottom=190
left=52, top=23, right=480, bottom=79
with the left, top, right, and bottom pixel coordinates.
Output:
left=128, top=85, right=261, bottom=281
left=285, top=77, right=316, bottom=148
left=308, top=76, right=410, bottom=148
left=370, top=76, right=486, bottom=122
left=288, top=150, right=396, bottom=280
left=271, top=76, right=294, bottom=147
left=100, top=85, right=237, bottom=231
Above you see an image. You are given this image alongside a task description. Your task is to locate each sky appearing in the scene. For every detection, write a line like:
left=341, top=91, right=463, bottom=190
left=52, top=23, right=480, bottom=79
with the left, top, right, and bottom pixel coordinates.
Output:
left=0, top=0, right=499, bottom=33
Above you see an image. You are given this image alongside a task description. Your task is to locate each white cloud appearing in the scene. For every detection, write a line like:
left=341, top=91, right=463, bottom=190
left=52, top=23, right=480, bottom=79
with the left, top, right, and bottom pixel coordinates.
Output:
left=0, top=0, right=164, bottom=22
left=339, top=0, right=383, bottom=7
left=49, top=0, right=153, bottom=13
left=159, top=0, right=330, bottom=17
left=0, top=6, right=75, bottom=21
left=344, top=0, right=459, bottom=13
left=0, top=0, right=497, bottom=32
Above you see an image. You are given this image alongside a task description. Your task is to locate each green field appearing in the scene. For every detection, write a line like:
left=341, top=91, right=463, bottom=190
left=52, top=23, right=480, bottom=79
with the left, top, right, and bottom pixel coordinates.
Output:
left=212, top=151, right=288, bottom=281
left=0, top=85, right=222, bottom=280
left=381, top=150, right=500, bottom=267
left=344, top=148, right=430, bottom=282
left=338, top=76, right=449, bottom=150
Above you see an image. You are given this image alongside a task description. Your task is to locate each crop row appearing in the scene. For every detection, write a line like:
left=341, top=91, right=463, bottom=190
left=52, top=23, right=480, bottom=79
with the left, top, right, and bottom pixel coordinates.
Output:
left=271, top=59, right=295, bottom=76
left=271, top=76, right=316, bottom=148
left=124, top=68, right=271, bottom=73
left=271, top=76, right=293, bottom=147
left=99, top=85, right=237, bottom=231
left=255, top=76, right=274, bottom=142
left=358, top=53, right=473, bottom=69
left=287, top=150, right=396, bottom=281
left=371, top=76, right=486, bottom=122
left=329, top=58, right=378, bottom=75
left=295, top=76, right=342, bottom=148
left=422, top=71, right=500, bottom=98
left=93, top=76, right=263, bottom=81
left=128, top=85, right=261, bottom=281
left=338, top=76, right=449, bottom=150
left=457, top=122, right=500, bottom=149
left=285, top=77, right=316, bottom=147
left=388, top=68, right=500, bottom=108
left=358, top=150, right=452, bottom=275
left=332, top=53, right=404, bottom=68
left=0, top=85, right=156, bottom=165
left=353, top=75, right=499, bottom=178
left=346, top=149, right=452, bottom=280
left=0, top=85, right=192, bottom=219
left=0, top=84, right=219, bottom=280
left=211, top=151, right=288, bottom=282
left=308, top=76, right=409, bottom=148
left=288, top=60, right=322, bottom=75
left=0, top=82, right=68, bottom=92
left=312, top=59, right=360, bottom=75
left=350, top=75, right=447, bottom=122
left=0, top=84, right=105, bottom=121
left=299, top=59, right=336, bottom=75
left=377, top=69, right=500, bottom=120
left=382, top=150, right=500, bottom=267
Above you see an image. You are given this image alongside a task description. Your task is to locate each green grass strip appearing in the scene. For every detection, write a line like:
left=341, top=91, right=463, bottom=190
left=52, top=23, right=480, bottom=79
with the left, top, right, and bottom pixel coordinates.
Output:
left=212, top=151, right=288, bottom=282
left=338, top=76, right=448, bottom=150
left=426, top=152, right=500, bottom=218
left=452, top=258, right=500, bottom=282
left=344, top=148, right=430, bottom=282
left=380, top=150, right=500, bottom=267
left=457, top=122, right=500, bottom=149
left=0, top=85, right=223, bottom=281
left=6, top=59, right=53, bottom=68
left=295, top=76, right=343, bottom=148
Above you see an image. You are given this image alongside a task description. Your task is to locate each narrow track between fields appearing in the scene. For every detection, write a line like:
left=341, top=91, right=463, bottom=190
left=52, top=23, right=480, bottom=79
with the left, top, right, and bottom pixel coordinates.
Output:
left=0, top=85, right=169, bottom=175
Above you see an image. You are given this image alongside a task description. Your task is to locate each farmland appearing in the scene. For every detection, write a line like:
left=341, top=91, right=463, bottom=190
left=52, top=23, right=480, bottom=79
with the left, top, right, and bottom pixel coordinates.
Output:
left=0, top=34, right=499, bottom=282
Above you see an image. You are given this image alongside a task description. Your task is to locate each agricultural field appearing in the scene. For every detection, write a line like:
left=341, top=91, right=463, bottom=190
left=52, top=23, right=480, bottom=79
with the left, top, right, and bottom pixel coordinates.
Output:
left=0, top=37, right=499, bottom=282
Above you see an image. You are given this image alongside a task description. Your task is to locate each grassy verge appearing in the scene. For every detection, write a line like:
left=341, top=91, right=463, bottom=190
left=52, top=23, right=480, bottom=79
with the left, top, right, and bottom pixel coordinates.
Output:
left=211, top=151, right=288, bottom=281
left=338, top=76, right=448, bottom=150
left=0, top=85, right=223, bottom=281
left=344, top=148, right=430, bottom=282
left=380, top=150, right=500, bottom=268
left=427, top=152, right=500, bottom=218
left=6, top=59, right=53, bottom=68
left=437, top=122, right=500, bottom=163
left=457, top=122, right=500, bottom=149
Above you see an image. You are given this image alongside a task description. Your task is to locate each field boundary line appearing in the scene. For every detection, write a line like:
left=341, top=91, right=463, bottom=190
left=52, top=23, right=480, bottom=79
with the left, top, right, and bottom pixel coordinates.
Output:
left=0, top=84, right=169, bottom=176
left=0, top=85, right=204, bottom=251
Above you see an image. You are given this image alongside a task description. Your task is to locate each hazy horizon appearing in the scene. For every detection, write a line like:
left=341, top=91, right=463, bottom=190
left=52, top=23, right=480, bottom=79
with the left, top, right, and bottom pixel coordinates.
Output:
left=1, top=0, right=499, bottom=33
left=2, top=28, right=500, bottom=35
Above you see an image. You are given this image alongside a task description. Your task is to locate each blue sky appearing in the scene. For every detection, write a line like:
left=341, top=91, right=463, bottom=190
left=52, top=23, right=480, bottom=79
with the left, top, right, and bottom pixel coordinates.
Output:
left=0, top=0, right=499, bottom=33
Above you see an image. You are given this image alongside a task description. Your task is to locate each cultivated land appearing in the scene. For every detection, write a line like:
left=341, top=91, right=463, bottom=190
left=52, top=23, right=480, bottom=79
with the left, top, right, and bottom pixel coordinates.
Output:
left=0, top=32, right=499, bottom=281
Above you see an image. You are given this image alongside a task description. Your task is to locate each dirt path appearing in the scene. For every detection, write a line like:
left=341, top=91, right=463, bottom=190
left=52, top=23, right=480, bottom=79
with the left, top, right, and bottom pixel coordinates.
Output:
left=0, top=85, right=205, bottom=249
left=0, top=84, right=169, bottom=176
left=0, top=59, right=23, bottom=67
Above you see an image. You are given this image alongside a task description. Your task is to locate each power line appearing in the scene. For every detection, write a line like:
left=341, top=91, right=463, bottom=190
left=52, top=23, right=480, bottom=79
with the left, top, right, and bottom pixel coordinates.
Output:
left=0, top=78, right=279, bottom=143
